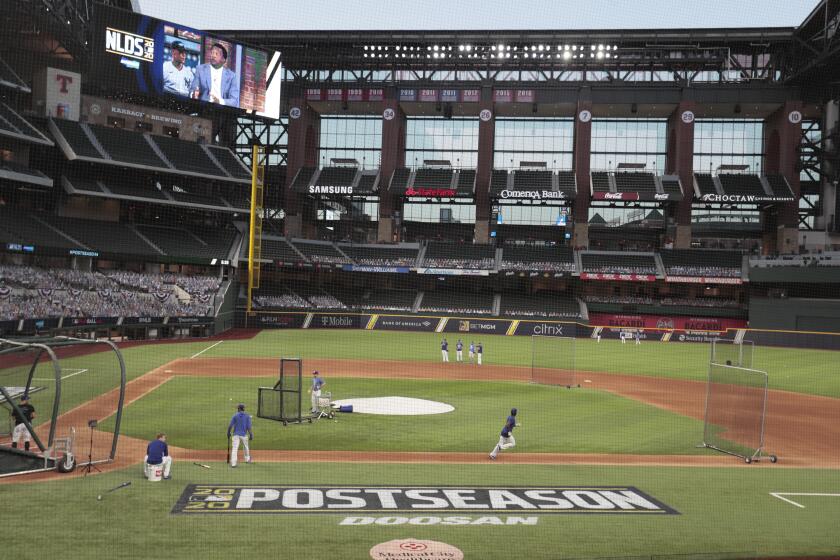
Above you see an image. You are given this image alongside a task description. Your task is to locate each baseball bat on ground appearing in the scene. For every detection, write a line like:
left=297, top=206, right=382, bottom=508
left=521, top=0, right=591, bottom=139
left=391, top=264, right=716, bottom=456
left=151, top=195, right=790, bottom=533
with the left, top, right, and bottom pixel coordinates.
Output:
left=193, top=462, right=211, bottom=469
left=96, top=481, right=131, bottom=501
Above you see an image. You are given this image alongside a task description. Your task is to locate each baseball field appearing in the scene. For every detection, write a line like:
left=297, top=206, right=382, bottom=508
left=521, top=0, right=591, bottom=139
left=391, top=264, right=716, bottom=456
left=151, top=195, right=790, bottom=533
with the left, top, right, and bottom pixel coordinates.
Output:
left=2, top=329, right=839, bottom=559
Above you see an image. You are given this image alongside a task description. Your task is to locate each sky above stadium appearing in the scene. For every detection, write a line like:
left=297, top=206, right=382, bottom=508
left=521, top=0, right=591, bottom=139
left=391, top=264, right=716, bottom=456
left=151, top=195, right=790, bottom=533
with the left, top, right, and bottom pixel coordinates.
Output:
left=133, top=0, right=814, bottom=31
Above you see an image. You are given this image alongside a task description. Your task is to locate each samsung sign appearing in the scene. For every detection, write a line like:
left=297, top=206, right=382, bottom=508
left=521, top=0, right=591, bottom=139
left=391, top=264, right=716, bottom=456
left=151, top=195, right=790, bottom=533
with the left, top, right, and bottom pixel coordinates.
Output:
left=173, top=485, right=677, bottom=515
left=309, top=185, right=354, bottom=194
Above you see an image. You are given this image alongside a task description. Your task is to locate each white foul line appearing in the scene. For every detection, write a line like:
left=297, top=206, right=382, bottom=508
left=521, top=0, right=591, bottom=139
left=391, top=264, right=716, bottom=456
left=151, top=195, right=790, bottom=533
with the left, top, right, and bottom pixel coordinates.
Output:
left=33, top=368, right=88, bottom=381
left=190, top=341, right=223, bottom=359
left=770, top=492, right=840, bottom=509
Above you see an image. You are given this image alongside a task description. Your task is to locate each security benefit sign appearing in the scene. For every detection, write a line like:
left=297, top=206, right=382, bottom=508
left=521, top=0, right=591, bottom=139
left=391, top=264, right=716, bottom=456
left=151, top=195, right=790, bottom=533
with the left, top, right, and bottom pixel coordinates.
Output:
left=172, top=485, right=678, bottom=516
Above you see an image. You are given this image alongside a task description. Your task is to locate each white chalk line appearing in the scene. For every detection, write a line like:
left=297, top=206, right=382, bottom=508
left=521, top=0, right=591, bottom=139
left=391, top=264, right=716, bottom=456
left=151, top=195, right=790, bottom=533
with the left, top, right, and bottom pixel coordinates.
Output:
left=770, top=492, right=840, bottom=509
left=190, top=340, right=223, bottom=359
left=33, top=368, right=88, bottom=381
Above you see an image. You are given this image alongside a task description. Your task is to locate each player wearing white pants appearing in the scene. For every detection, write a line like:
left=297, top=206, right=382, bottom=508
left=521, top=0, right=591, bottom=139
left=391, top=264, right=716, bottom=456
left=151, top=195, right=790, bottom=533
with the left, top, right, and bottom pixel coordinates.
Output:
left=228, top=404, right=253, bottom=468
left=309, top=371, right=326, bottom=413
left=144, top=433, right=172, bottom=480
left=489, top=408, right=518, bottom=460
left=476, top=342, right=483, bottom=365
left=456, top=339, right=463, bottom=362
left=11, top=394, right=35, bottom=452
left=441, top=339, right=449, bottom=362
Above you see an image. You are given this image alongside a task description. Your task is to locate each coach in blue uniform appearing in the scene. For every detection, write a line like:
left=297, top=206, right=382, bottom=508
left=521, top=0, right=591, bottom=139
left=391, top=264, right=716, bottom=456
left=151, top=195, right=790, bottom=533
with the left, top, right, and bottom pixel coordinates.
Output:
left=310, top=370, right=326, bottom=413
left=489, top=408, right=519, bottom=460
left=144, top=432, right=172, bottom=479
left=441, top=338, right=449, bottom=362
left=227, top=404, right=253, bottom=467
left=456, top=339, right=464, bottom=362
left=469, top=341, right=475, bottom=363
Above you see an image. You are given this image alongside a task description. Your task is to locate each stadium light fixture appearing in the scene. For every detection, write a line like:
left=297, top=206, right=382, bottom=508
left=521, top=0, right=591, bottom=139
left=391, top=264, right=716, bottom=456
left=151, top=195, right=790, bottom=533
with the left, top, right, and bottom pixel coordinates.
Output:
left=605, top=52, right=611, bottom=58
left=466, top=45, right=472, bottom=51
left=563, top=51, right=572, bottom=60
left=458, top=45, right=464, bottom=51
left=498, top=43, right=505, bottom=51
left=433, top=45, right=439, bottom=51
left=598, top=44, right=604, bottom=51
left=596, top=51, right=604, bottom=59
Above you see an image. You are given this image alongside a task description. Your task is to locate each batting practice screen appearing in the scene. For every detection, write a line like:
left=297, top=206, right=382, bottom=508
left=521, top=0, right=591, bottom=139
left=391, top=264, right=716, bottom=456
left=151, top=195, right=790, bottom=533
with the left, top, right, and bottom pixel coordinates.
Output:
left=530, top=335, right=576, bottom=387
left=710, top=339, right=754, bottom=369
left=702, top=363, right=768, bottom=461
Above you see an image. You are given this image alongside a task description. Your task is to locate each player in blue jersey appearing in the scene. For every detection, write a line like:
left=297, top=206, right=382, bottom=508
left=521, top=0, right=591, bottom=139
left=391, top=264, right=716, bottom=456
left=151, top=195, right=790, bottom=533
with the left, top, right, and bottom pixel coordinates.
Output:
left=456, top=339, right=464, bottom=362
left=227, top=403, right=253, bottom=467
left=489, top=408, right=519, bottom=460
left=468, top=341, right=475, bottom=363
left=309, top=370, right=326, bottom=413
left=441, top=338, right=449, bottom=362
left=144, top=432, right=172, bottom=479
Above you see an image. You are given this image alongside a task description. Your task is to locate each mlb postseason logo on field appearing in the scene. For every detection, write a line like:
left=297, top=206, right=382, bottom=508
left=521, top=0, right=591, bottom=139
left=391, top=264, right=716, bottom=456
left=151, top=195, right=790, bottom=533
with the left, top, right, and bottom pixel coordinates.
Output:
left=172, top=485, right=678, bottom=517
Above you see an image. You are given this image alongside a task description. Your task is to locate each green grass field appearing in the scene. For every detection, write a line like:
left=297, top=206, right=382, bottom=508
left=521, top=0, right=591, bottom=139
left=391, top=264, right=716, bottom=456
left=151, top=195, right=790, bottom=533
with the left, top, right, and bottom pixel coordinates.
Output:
left=4, top=330, right=840, bottom=559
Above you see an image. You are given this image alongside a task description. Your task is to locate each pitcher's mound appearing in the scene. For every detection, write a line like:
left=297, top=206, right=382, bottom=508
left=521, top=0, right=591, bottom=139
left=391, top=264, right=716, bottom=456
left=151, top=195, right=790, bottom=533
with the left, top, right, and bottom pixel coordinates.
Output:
left=332, top=397, right=454, bottom=415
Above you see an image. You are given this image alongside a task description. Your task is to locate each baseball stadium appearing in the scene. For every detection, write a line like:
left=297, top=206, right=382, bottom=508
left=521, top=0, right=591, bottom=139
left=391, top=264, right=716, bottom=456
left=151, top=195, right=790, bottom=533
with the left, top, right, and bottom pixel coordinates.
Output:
left=0, top=0, right=839, bottom=558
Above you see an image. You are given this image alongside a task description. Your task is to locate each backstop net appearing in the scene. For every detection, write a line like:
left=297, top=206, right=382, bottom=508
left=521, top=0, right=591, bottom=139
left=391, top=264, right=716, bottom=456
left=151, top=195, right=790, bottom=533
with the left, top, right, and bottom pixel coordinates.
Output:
left=710, top=339, right=754, bottom=369
left=530, top=335, right=576, bottom=387
left=701, top=362, right=770, bottom=463
left=257, top=358, right=303, bottom=424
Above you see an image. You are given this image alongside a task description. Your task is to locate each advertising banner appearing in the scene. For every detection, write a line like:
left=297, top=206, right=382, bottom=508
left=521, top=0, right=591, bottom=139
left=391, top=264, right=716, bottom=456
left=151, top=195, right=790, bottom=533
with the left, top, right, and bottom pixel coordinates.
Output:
left=373, top=315, right=440, bottom=332
left=443, top=319, right=512, bottom=335
left=581, top=273, right=656, bottom=282
left=308, top=314, right=368, bottom=329
left=665, top=276, right=744, bottom=285
left=588, top=313, right=747, bottom=332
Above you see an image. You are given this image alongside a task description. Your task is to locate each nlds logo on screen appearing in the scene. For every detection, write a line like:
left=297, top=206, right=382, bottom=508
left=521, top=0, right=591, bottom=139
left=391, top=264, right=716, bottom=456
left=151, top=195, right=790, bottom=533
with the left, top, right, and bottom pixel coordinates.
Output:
left=105, top=28, right=154, bottom=62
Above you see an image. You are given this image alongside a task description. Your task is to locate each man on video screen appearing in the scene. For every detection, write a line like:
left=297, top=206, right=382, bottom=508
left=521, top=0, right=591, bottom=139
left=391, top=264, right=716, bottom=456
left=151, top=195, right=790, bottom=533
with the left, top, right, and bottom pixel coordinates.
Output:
left=162, top=41, right=194, bottom=96
left=191, top=42, right=239, bottom=107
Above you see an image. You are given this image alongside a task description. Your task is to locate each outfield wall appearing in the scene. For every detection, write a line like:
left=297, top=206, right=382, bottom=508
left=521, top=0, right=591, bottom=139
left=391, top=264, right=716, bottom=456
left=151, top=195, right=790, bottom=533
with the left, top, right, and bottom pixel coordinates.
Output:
left=239, top=311, right=840, bottom=350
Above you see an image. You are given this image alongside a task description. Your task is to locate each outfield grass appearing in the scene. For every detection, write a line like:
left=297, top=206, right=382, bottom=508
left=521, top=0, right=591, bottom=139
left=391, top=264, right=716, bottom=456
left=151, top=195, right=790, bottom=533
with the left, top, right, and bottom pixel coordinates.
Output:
left=104, top=376, right=709, bottom=454
left=2, top=462, right=839, bottom=559
left=192, top=330, right=840, bottom=398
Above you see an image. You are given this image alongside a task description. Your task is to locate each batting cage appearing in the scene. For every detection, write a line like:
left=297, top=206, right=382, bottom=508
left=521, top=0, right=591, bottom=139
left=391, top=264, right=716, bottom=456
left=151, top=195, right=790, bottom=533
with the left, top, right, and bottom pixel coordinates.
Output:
left=257, top=357, right=308, bottom=425
left=710, top=339, right=754, bottom=369
left=701, top=362, right=776, bottom=464
left=530, top=335, right=577, bottom=387
left=0, top=336, right=127, bottom=477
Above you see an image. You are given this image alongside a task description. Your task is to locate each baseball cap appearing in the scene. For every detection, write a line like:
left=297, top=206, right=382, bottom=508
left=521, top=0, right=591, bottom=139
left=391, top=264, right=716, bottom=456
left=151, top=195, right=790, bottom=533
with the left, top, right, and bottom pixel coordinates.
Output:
left=511, top=407, right=517, bottom=416
left=237, top=403, right=245, bottom=411
left=21, top=394, right=29, bottom=401
left=170, top=41, right=186, bottom=53
left=312, top=370, right=319, bottom=375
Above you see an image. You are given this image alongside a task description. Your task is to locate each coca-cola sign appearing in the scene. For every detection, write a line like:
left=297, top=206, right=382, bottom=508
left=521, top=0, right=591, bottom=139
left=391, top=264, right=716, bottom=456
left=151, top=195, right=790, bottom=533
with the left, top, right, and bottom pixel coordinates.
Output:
left=593, top=192, right=639, bottom=201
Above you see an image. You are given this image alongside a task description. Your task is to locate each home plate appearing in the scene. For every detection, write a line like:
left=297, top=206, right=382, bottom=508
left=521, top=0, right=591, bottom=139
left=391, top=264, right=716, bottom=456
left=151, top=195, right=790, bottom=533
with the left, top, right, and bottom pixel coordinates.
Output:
left=332, top=397, right=454, bottom=415
left=584, top=379, right=592, bottom=383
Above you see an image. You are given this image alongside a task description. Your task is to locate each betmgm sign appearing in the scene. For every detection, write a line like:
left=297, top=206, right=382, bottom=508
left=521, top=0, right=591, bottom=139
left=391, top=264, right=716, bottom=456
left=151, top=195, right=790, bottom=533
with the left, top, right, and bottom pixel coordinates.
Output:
left=173, top=485, right=678, bottom=517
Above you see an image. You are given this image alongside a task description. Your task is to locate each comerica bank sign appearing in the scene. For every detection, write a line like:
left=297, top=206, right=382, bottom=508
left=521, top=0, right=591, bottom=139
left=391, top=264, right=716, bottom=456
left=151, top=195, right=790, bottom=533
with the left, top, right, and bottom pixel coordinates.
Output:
left=499, top=190, right=567, bottom=200
left=173, top=485, right=678, bottom=516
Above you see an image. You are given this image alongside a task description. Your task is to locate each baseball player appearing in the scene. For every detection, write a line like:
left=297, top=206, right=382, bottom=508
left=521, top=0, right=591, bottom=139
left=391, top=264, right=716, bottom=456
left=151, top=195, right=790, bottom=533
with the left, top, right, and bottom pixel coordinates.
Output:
left=635, top=331, right=641, bottom=345
left=456, top=339, right=464, bottom=362
left=489, top=407, right=519, bottom=460
left=476, top=342, right=483, bottom=365
left=227, top=403, right=253, bottom=467
left=441, top=338, right=449, bottom=362
left=468, top=341, right=475, bottom=364
left=309, top=370, right=326, bottom=413
left=11, top=394, right=35, bottom=451
left=144, top=432, right=172, bottom=480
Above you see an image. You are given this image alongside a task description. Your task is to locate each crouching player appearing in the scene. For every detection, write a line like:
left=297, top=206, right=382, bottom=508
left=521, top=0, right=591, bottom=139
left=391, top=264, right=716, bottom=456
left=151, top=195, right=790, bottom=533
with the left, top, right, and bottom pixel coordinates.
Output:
left=144, top=432, right=172, bottom=480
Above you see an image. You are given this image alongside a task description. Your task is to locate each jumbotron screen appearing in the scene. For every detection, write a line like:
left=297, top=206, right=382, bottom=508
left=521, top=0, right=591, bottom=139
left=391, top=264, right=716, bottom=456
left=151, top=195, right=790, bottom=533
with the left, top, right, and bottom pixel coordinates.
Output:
left=90, top=5, right=272, bottom=114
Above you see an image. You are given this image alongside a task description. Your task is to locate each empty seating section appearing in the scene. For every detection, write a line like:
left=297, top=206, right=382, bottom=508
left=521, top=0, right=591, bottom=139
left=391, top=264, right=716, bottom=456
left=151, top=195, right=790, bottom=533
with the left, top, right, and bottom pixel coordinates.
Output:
left=556, top=171, right=576, bottom=195
left=591, top=172, right=611, bottom=192
left=513, top=170, right=552, bottom=191
left=137, top=225, right=236, bottom=259
left=582, top=253, right=657, bottom=274
left=489, top=170, right=509, bottom=194
left=501, top=293, right=579, bottom=319
left=0, top=211, right=77, bottom=249
left=457, top=170, right=476, bottom=194
left=221, top=190, right=250, bottom=209
left=424, top=242, right=495, bottom=269
left=765, top=175, right=793, bottom=198
left=255, top=238, right=303, bottom=262
left=718, top=174, right=766, bottom=196
left=152, top=135, right=223, bottom=175
left=292, top=241, right=350, bottom=264
left=389, top=168, right=411, bottom=192
left=0, top=57, right=27, bottom=90
left=206, top=146, right=251, bottom=180
left=501, top=245, right=576, bottom=272
left=66, top=177, right=105, bottom=193
left=661, top=176, right=682, bottom=195
left=169, top=189, right=227, bottom=207
left=0, top=161, right=50, bottom=181
left=357, top=289, right=416, bottom=311
left=106, top=181, right=168, bottom=199
left=340, top=245, right=417, bottom=267
left=414, top=168, right=454, bottom=189
left=661, top=249, right=742, bottom=277
left=419, top=291, right=493, bottom=315
left=356, top=173, right=378, bottom=193
left=0, top=104, right=49, bottom=143
left=316, top=166, right=357, bottom=186
left=50, top=119, right=102, bottom=159
left=694, top=173, right=718, bottom=195
left=615, top=172, right=657, bottom=193
left=45, top=216, right=156, bottom=255
left=89, top=124, right=167, bottom=168
left=288, top=166, right=314, bottom=191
